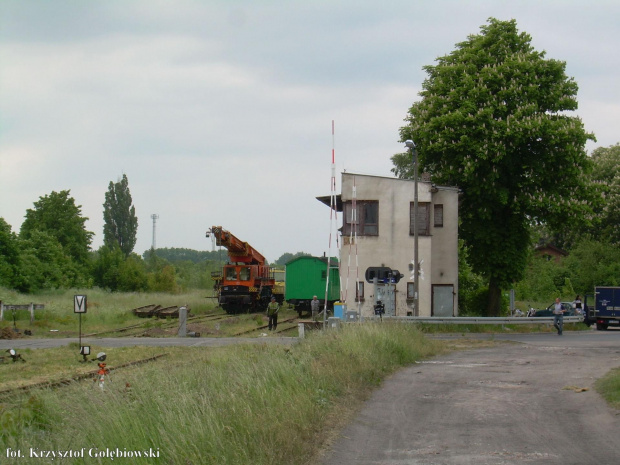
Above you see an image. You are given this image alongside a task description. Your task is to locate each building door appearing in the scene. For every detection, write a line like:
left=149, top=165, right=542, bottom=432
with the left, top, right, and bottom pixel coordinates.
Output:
left=432, top=285, right=454, bottom=317
left=376, top=284, right=396, bottom=316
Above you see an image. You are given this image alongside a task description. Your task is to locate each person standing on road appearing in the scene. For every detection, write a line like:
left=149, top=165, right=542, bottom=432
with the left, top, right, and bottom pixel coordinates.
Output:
left=267, top=297, right=279, bottom=331
left=311, top=295, right=320, bottom=320
left=553, top=297, right=564, bottom=335
left=573, top=295, right=583, bottom=315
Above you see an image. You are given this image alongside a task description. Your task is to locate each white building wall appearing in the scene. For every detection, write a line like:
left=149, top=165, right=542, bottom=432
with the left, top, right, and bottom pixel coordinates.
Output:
left=338, top=172, right=458, bottom=318
left=430, top=188, right=459, bottom=312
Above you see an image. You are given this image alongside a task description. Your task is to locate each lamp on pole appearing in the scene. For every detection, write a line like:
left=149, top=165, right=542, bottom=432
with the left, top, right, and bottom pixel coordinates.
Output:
left=405, top=140, right=419, bottom=316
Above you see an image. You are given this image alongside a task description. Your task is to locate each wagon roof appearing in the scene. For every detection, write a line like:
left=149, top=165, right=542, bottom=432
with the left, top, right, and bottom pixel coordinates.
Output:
left=285, top=255, right=339, bottom=266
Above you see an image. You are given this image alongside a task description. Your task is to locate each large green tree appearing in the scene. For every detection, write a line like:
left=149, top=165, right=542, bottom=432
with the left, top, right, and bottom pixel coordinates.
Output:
left=588, top=143, right=620, bottom=244
left=392, top=18, right=595, bottom=315
left=93, top=245, right=148, bottom=292
left=20, top=190, right=93, bottom=266
left=103, top=174, right=138, bottom=257
left=18, top=229, right=86, bottom=292
left=0, top=218, right=21, bottom=289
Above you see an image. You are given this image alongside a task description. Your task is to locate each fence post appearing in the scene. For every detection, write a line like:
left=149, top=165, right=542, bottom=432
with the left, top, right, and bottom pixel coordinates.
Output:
left=0, top=300, right=3, bottom=321
left=177, top=306, right=187, bottom=337
left=29, top=302, right=35, bottom=324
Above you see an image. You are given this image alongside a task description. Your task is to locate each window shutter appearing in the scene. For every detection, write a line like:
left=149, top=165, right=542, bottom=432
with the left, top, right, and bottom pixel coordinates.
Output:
left=410, top=202, right=430, bottom=235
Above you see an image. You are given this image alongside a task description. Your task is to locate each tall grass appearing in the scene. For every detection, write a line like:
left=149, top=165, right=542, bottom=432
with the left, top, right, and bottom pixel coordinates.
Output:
left=1, top=322, right=444, bottom=465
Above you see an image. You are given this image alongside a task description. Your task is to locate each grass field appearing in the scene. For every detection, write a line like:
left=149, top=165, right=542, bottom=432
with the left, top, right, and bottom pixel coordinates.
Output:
left=0, top=287, right=311, bottom=341
left=1, top=288, right=217, bottom=337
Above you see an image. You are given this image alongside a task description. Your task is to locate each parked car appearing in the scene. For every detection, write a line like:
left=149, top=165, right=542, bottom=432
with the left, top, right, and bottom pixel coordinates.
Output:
left=531, top=302, right=577, bottom=317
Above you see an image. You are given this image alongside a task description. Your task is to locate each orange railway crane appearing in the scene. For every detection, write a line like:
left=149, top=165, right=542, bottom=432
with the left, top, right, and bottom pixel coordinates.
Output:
left=208, top=226, right=276, bottom=314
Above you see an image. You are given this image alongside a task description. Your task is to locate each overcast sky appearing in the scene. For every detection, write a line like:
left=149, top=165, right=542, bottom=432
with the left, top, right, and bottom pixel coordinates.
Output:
left=1, top=0, right=618, bottom=263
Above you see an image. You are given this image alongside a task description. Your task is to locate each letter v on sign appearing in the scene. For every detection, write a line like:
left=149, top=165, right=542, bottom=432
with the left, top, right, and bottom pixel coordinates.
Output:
left=74, top=295, right=87, bottom=313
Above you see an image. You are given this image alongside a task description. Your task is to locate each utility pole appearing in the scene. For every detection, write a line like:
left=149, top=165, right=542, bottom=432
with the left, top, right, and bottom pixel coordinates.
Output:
left=405, top=140, right=419, bottom=317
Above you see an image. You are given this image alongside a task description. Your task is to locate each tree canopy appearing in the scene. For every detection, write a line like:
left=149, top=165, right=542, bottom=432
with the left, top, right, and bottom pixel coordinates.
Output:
left=20, top=190, right=93, bottom=266
left=146, top=247, right=224, bottom=264
left=103, top=174, right=138, bottom=257
left=588, top=143, right=620, bottom=244
left=18, top=229, right=87, bottom=291
left=275, top=251, right=312, bottom=266
left=0, top=218, right=21, bottom=289
left=392, top=18, right=596, bottom=315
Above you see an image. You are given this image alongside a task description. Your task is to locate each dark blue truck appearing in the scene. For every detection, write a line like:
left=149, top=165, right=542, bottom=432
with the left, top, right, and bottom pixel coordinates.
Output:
left=584, top=286, right=620, bottom=330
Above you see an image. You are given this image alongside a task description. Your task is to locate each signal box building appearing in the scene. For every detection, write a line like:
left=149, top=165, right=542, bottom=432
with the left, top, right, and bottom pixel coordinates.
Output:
left=319, top=172, right=459, bottom=318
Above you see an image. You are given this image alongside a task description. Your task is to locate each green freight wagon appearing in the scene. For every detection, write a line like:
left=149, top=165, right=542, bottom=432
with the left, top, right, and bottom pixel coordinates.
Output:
left=285, top=256, right=340, bottom=317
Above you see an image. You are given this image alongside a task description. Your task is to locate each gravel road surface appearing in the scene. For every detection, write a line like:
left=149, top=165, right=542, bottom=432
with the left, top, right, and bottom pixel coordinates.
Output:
left=320, top=331, right=620, bottom=465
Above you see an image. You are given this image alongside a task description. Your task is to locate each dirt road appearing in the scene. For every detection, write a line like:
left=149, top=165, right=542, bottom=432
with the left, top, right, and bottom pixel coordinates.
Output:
left=321, top=332, right=620, bottom=465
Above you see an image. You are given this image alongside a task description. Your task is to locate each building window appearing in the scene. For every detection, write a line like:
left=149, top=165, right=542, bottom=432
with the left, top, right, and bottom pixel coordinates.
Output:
left=356, top=281, right=365, bottom=301
left=344, top=201, right=379, bottom=236
left=410, top=202, right=430, bottom=236
left=407, top=282, right=415, bottom=299
left=434, top=204, right=444, bottom=227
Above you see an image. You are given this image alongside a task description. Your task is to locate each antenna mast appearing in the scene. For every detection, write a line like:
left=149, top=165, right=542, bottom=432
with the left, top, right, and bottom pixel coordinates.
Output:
left=151, top=214, right=159, bottom=249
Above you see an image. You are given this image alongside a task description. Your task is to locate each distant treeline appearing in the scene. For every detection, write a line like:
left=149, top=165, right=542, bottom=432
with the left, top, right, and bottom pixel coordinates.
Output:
left=144, top=247, right=227, bottom=264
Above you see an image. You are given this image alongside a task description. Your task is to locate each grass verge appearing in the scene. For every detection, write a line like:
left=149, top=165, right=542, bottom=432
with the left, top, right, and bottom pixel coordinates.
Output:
left=594, top=367, right=620, bottom=409
left=1, top=322, right=445, bottom=465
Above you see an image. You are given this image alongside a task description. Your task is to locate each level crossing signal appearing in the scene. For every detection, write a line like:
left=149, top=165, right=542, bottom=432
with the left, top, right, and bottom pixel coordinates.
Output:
left=365, top=267, right=403, bottom=284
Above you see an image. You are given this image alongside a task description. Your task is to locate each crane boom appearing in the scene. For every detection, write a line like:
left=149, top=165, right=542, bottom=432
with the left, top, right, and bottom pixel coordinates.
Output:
left=210, top=226, right=266, bottom=265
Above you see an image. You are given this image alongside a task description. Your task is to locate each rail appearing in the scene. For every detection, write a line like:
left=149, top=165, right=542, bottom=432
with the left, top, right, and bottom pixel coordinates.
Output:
left=366, top=316, right=585, bottom=325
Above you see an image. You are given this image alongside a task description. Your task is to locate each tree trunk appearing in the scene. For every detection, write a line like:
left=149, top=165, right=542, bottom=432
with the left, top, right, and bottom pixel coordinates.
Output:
left=487, top=278, right=502, bottom=317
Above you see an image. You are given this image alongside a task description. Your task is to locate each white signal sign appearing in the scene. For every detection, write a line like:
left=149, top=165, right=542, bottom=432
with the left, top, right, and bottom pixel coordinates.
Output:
left=74, top=295, right=87, bottom=313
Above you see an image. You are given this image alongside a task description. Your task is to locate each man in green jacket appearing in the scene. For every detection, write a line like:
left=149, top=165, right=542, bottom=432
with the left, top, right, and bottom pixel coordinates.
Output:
left=267, top=297, right=279, bottom=331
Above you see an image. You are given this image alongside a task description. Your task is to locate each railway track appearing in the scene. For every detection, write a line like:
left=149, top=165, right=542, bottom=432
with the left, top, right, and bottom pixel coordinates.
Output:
left=0, top=354, right=168, bottom=400
left=93, top=307, right=309, bottom=337
left=83, top=312, right=230, bottom=338
left=231, top=316, right=300, bottom=336
left=57, top=307, right=305, bottom=341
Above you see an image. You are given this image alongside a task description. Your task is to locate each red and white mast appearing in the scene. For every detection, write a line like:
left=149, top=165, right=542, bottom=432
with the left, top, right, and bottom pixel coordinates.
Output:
left=324, top=120, right=340, bottom=326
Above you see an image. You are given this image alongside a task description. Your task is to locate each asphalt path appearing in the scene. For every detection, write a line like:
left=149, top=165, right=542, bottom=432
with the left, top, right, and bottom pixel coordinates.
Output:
left=320, top=330, right=620, bottom=465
